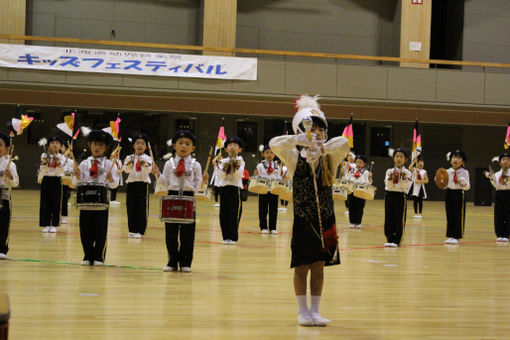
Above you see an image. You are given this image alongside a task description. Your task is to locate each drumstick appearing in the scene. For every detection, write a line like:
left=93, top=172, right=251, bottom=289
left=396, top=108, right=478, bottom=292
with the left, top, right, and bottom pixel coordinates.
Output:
left=5, top=144, right=14, bottom=187
left=199, top=146, right=214, bottom=189
left=303, top=118, right=325, bottom=248
left=106, top=146, right=122, bottom=174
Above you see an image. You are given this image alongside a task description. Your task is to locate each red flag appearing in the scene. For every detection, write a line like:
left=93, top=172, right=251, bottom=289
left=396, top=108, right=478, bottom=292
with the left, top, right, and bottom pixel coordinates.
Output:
left=505, top=121, right=510, bottom=150
left=342, top=116, right=354, bottom=148
left=412, top=120, right=422, bottom=160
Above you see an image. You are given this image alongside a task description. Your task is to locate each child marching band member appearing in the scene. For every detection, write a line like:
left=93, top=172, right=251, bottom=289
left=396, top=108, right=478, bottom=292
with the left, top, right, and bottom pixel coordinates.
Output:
left=123, top=134, right=153, bottom=239
left=0, top=132, right=19, bottom=260
left=60, top=143, right=74, bottom=224
left=443, top=149, right=470, bottom=245
left=74, top=130, right=118, bottom=266
left=153, top=131, right=206, bottom=272
left=485, top=152, right=510, bottom=242
left=255, top=145, right=282, bottom=234
left=216, top=137, right=245, bottom=245
left=342, top=152, right=356, bottom=215
left=384, top=148, right=412, bottom=247
left=109, top=142, right=123, bottom=205
left=270, top=95, right=348, bottom=327
left=408, top=156, right=429, bottom=219
left=347, top=154, right=372, bottom=229
left=39, top=136, right=65, bottom=233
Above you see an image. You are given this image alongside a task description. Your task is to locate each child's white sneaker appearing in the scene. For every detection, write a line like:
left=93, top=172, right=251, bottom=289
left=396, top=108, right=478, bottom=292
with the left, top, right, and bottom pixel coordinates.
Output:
left=261, top=229, right=269, bottom=234
left=344, top=210, right=349, bottom=215
left=228, top=240, right=237, bottom=245
left=61, top=217, right=68, bottom=224
left=213, top=203, right=220, bottom=207
left=270, top=230, right=278, bottom=235
left=310, top=313, right=330, bottom=326
left=297, top=313, right=314, bottom=326
left=128, top=232, right=135, bottom=238
left=181, top=266, right=192, bottom=272
left=49, top=227, right=57, bottom=233
left=415, top=214, right=422, bottom=219
left=444, top=238, right=459, bottom=244
left=384, top=243, right=392, bottom=247
left=497, top=237, right=509, bottom=242
left=355, top=224, right=361, bottom=229
left=133, top=233, right=142, bottom=239
left=41, top=226, right=51, bottom=233
left=163, top=266, right=176, bottom=272
left=80, top=260, right=90, bottom=266
left=0, top=253, right=7, bottom=260
left=110, top=201, right=121, bottom=205
left=390, top=243, right=398, bottom=248
left=350, top=224, right=356, bottom=229
left=222, top=239, right=231, bottom=245
left=93, top=261, right=104, bottom=266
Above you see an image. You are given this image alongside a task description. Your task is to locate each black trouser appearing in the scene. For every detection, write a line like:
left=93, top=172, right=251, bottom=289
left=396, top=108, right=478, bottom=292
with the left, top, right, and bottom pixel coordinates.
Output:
left=494, top=190, right=510, bottom=238
left=259, top=193, right=278, bottom=231
left=165, top=191, right=196, bottom=268
left=110, top=188, right=117, bottom=201
left=384, top=191, right=407, bottom=245
left=126, top=182, right=149, bottom=234
left=413, top=196, right=423, bottom=214
left=280, top=199, right=289, bottom=207
left=0, top=199, right=11, bottom=255
left=348, top=193, right=365, bottom=225
left=40, top=176, right=62, bottom=227
left=219, top=186, right=242, bottom=241
left=445, top=189, right=466, bottom=239
left=213, top=186, right=219, bottom=203
left=79, top=209, right=108, bottom=263
left=61, top=185, right=70, bottom=216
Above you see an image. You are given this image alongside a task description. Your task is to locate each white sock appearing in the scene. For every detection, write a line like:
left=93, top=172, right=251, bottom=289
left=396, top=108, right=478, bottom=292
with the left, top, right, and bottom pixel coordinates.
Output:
left=296, top=295, right=309, bottom=316
left=310, top=295, right=321, bottom=315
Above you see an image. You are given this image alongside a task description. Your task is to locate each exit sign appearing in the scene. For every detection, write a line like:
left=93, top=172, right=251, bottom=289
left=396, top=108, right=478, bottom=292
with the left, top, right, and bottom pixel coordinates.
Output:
left=412, top=0, right=423, bottom=4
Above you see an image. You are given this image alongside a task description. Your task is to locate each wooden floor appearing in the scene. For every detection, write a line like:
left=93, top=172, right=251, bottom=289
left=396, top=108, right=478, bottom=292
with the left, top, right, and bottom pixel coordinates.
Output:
left=1, top=190, right=509, bottom=339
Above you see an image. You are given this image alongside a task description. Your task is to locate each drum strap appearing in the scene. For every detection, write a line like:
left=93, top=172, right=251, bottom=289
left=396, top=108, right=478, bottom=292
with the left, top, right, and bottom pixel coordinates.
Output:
left=170, top=157, right=195, bottom=177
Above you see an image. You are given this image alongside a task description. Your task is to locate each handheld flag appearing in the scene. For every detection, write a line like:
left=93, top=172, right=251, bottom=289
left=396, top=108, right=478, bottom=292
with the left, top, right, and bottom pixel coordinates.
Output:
left=57, top=112, right=75, bottom=137
left=341, top=115, right=354, bottom=148
left=505, top=121, right=510, bottom=150
left=412, top=120, right=422, bottom=161
left=214, top=121, right=226, bottom=156
left=103, top=116, right=121, bottom=141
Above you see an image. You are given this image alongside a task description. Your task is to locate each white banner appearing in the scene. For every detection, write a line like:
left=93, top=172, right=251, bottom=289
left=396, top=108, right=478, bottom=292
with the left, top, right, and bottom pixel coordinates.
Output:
left=0, top=43, right=257, bottom=80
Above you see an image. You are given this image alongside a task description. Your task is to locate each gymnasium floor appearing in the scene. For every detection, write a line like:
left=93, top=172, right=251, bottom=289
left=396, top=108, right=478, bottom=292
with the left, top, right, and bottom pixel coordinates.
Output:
left=1, top=190, right=509, bottom=339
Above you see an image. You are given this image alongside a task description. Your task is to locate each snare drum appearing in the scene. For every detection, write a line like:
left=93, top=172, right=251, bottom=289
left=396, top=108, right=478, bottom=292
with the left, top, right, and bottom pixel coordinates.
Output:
left=76, top=182, right=110, bottom=210
left=353, top=183, right=376, bottom=200
left=270, top=180, right=288, bottom=195
left=248, top=176, right=270, bottom=195
left=154, top=179, right=167, bottom=197
left=332, top=185, right=348, bottom=200
left=339, top=179, right=354, bottom=193
left=195, top=187, right=212, bottom=201
left=279, top=181, right=293, bottom=201
left=160, top=195, right=196, bottom=223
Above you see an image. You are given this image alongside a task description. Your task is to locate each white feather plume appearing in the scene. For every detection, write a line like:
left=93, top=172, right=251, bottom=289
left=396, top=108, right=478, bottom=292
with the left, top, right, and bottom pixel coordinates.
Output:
left=163, top=152, right=172, bottom=160
left=446, top=152, right=451, bottom=162
left=492, top=156, right=499, bottom=163
left=166, top=139, right=173, bottom=147
left=128, top=138, right=132, bottom=143
left=258, top=144, right=265, bottom=153
left=294, top=94, right=321, bottom=111
left=12, top=155, right=19, bottom=161
left=38, top=138, right=47, bottom=147
left=388, top=148, right=395, bottom=157
left=349, top=152, right=355, bottom=159
left=80, top=126, right=91, bottom=137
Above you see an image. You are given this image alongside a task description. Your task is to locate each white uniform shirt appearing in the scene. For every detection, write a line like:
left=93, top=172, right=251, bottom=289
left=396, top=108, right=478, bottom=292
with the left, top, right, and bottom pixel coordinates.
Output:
left=348, top=167, right=372, bottom=185
left=489, top=169, right=510, bottom=191
left=110, top=159, right=123, bottom=189
left=39, top=153, right=65, bottom=177
left=123, top=153, right=153, bottom=184
left=256, top=160, right=284, bottom=180
left=0, top=155, right=19, bottom=199
left=157, top=155, right=203, bottom=192
left=269, top=135, right=349, bottom=178
left=446, top=167, right=470, bottom=191
left=216, top=156, right=245, bottom=188
left=343, top=162, right=356, bottom=178
left=384, top=167, right=412, bottom=192
left=410, top=168, right=428, bottom=198
left=74, top=156, right=119, bottom=185
left=62, top=156, right=74, bottom=174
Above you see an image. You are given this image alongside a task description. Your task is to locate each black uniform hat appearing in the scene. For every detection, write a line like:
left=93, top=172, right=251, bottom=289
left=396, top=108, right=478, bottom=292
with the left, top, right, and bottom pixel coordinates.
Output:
left=224, top=136, right=244, bottom=149
left=88, top=130, right=113, bottom=145
left=448, top=149, right=467, bottom=162
left=47, top=136, right=64, bottom=145
left=0, top=132, right=10, bottom=146
left=499, top=152, right=510, bottom=162
left=393, top=147, right=409, bottom=159
left=132, top=133, right=149, bottom=144
left=171, top=130, right=196, bottom=145
left=355, top=154, right=367, bottom=163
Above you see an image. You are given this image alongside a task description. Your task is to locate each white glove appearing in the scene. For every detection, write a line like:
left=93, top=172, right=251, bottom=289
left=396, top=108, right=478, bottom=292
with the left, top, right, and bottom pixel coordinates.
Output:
left=303, top=144, right=322, bottom=164
left=294, top=133, right=316, bottom=148
left=459, top=178, right=467, bottom=187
